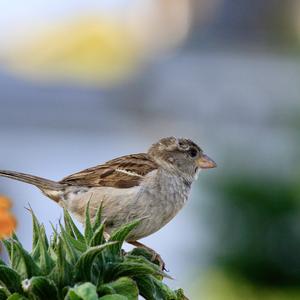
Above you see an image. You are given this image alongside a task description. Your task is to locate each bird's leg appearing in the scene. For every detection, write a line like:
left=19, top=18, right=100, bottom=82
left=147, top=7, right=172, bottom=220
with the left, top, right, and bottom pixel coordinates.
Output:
left=128, top=240, right=166, bottom=271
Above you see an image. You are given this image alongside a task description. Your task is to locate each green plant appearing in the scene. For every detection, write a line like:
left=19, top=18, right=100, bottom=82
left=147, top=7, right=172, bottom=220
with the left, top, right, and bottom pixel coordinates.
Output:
left=0, top=204, right=187, bottom=300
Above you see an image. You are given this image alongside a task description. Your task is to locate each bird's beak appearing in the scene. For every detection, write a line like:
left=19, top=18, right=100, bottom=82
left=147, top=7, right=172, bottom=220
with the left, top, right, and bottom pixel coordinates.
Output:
left=197, top=154, right=217, bottom=169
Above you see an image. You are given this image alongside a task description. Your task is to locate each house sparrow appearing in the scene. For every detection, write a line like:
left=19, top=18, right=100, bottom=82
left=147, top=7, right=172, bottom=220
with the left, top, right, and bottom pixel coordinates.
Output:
left=0, top=137, right=216, bottom=269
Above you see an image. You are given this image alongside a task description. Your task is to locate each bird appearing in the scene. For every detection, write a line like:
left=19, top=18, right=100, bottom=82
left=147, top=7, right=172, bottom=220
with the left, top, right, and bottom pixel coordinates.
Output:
left=0, top=137, right=216, bottom=269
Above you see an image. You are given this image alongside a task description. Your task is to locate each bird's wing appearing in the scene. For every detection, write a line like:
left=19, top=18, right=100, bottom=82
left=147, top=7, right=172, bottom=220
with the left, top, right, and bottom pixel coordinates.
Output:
left=59, top=153, right=158, bottom=188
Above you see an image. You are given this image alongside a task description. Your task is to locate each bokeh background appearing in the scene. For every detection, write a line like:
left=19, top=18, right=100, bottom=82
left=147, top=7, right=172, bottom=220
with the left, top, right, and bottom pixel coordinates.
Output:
left=1, top=0, right=300, bottom=299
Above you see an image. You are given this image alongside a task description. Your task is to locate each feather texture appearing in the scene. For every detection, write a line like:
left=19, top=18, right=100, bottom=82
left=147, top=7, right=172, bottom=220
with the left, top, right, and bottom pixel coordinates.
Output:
left=60, top=153, right=158, bottom=188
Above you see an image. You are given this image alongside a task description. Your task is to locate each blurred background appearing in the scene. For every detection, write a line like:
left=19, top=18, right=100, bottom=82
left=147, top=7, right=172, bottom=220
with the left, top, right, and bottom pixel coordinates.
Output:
left=1, top=0, right=300, bottom=299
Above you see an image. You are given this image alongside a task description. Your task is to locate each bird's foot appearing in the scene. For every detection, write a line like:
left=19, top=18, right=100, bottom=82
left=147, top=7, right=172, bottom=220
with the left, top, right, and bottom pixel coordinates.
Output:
left=128, top=240, right=167, bottom=271
left=149, top=250, right=166, bottom=271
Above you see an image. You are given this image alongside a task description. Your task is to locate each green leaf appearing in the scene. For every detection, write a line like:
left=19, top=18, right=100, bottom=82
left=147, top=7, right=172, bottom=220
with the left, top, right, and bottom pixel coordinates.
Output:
left=3, top=239, right=26, bottom=281
left=65, top=290, right=82, bottom=300
left=62, top=230, right=87, bottom=253
left=30, top=217, right=52, bottom=274
left=7, top=293, right=28, bottom=300
left=63, top=208, right=85, bottom=243
left=84, top=200, right=93, bottom=245
left=135, top=275, right=177, bottom=300
left=59, top=223, right=79, bottom=265
left=74, top=242, right=117, bottom=282
left=9, top=240, right=41, bottom=279
left=48, top=237, right=74, bottom=290
left=98, top=277, right=138, bottom=300
left=48, top=224, right=58, bottom=261
left=2, top=239, right=13, bottom=262
left=66, top=283, right=98, bottom=300
left=22, top=276, right=58, bottom=300
left=63, top=209, right=76, bottom=239
left=0, top=265, right=22, bottom=293
left=111, top=256, right=169, bottom=280
left=11, top=233, right=20, bottom=243
left=127, top=248, right=154, bottom=263
left=0, top=286, right=10, bottom=300
left=32, top=221, right=49, bottom=257
left=92, top=203, right=103, bottom=232
left=110, top=261, right=156, bottom=280
left=36, top=225, right=54, bottom=275
left=90, top=223, right=105, bottom=247
left=126, top=249, right=168, bottom=278
left=29, top=208, right=43, bottom=251
left=175, top=289, right=189, bottom=300
left=98, top=295, right=128, bottom=300
left=108, top=220, right=140, bottom=256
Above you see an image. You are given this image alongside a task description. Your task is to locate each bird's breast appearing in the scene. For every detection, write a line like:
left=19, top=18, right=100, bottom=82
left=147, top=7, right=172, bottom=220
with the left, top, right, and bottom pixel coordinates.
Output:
left=125, top=169, right=191, bottom=239
left=143, top=170, right=191, bottom=219
left=61, top=169, right=191, bottom=240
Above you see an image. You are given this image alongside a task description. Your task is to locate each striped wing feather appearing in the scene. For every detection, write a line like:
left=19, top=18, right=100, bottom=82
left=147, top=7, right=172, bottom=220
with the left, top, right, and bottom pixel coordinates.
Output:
left=59, top=153, right=157, bottom=188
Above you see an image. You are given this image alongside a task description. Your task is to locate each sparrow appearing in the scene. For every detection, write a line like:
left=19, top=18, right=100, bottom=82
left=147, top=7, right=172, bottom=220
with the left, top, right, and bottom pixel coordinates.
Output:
left=0, top=137, right=216, bottom=269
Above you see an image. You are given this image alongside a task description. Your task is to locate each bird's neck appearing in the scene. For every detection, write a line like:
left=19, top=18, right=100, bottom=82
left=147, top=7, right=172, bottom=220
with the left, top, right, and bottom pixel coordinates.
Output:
left=155, top=168, right=192, bottom=200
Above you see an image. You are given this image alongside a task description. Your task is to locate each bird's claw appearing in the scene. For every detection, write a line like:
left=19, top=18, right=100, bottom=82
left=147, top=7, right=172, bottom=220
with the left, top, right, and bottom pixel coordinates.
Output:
left=148, top=249, right=167, bottom=271
left=127, top=240, right=168, bottom=271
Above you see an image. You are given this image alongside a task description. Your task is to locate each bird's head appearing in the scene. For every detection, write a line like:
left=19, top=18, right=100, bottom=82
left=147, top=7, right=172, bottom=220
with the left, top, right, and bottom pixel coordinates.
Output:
left=148, top=137, right=216, bottom=182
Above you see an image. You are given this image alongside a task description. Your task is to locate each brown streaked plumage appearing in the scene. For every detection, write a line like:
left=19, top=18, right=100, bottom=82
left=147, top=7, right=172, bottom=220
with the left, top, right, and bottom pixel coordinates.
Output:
left=0, top=137, right=216, bottom=270
left=60, top=153, right=158, bottom=188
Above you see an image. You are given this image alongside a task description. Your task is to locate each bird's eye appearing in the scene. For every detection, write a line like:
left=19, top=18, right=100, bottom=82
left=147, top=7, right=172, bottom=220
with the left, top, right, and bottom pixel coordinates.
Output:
left=188, top=148, right=198, bottom=158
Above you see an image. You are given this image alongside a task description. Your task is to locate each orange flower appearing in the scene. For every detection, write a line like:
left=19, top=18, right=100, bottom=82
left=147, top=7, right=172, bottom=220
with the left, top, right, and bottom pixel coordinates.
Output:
left=0, top=196, right=17, bottom=239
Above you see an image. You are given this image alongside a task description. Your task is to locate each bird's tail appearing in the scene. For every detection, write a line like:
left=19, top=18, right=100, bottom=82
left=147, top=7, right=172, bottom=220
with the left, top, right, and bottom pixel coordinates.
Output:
left=0, top=170, right=64, bottom=191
